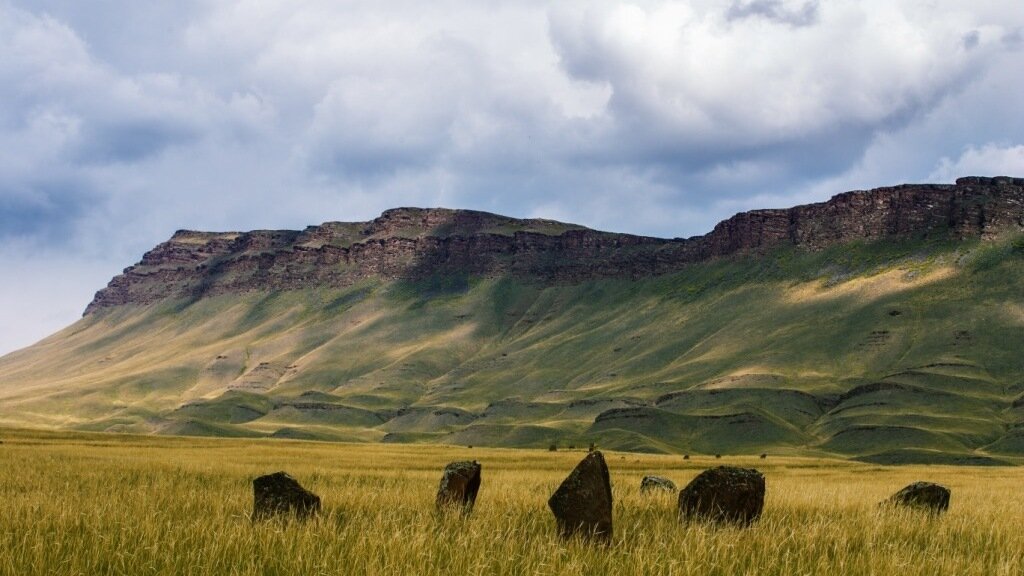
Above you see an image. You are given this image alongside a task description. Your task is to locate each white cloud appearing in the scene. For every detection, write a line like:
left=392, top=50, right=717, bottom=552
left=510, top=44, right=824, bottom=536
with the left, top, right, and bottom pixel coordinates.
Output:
left=931, top=144, right=1024, bottom=182
left=548, top=0, right=1013, bottom=152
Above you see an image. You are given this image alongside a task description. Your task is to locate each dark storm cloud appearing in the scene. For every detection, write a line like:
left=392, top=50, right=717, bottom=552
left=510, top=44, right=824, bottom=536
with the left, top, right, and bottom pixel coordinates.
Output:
left=0, top=181, right=97, bottom=240
left=76, top=120, right=199, bottom=164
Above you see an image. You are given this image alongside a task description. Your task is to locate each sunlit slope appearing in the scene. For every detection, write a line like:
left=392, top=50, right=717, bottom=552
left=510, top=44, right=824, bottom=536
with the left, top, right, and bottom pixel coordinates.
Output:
left=1, top=233, right=1022, bottom=461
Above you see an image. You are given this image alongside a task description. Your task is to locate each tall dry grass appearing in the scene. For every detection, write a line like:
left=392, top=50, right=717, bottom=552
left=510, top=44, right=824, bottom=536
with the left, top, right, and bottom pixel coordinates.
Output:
left=1, top=429, right=1021, bottom=575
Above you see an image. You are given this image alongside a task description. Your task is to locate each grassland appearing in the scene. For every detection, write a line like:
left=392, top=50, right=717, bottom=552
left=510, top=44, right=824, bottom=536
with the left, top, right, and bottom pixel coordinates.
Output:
left=1, top=428, right=1022, bottom=575
left=0, top=233, right=1022, bottom=460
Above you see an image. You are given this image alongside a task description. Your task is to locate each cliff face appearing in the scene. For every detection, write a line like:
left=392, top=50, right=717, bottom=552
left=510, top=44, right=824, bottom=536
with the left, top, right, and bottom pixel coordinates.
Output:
left=85, top=177, right=1024, bottom=314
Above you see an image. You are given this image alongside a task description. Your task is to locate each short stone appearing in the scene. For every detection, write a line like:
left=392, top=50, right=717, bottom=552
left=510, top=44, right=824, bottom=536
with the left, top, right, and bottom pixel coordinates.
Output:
left=886, top=482, right=950, bottom=513
left=548, top=451, right=613, bottom=542
left=252, top=471, right=320, bottom=520
left=436, top=460, right=482, bottom=513
left=640, top=475, right=677, bottom=493
left=678, top=466, right=765, bottom=526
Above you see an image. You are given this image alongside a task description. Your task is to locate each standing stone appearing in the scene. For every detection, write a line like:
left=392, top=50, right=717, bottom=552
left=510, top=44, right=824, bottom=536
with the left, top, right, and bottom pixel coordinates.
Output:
left=886, top=482, right=950, bottom=513
left=678, top=466, right=765, bottom=526
left=548, top=451, right=613, bottom=542
left=252, top=471, right=320, bottom=520
left=640, top=475, right=677, bottom=493
left=436, top=460, right=482, bottom=513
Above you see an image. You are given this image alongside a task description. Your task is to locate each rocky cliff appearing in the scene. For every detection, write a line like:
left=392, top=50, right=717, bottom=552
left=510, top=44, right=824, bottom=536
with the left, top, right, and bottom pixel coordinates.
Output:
left=85, top=177, right=1024, bottom=314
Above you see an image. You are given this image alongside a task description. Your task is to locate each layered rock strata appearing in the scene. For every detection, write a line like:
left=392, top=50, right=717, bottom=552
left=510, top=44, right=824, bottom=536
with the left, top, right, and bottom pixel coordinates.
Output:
left=86, top=177, right=1024, bottom=313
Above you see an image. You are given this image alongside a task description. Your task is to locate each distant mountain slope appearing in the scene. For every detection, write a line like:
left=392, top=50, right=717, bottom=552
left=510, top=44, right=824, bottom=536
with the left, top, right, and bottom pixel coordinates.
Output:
left=1, top=176, right=1023, bottom=463
left=85, top=177, right=1024, bottom=312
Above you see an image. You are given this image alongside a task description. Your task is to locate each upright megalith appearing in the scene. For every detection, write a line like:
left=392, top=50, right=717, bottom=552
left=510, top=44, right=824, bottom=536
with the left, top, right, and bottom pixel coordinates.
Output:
left=678, top=466, right=765, bottom=526
left=548, top=451, right=613, bottom=542
left=886, top=482, right=950, bottom=513
left=640, top=475, right=677, bottom=493
left=436, top=460, right=482, bottom=513
left=252, top=471, right=320, bottom=520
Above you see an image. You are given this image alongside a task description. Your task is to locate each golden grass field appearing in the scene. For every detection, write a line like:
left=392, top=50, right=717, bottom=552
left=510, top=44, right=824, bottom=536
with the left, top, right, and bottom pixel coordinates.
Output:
left=1, top=428, right=1022, bottom=575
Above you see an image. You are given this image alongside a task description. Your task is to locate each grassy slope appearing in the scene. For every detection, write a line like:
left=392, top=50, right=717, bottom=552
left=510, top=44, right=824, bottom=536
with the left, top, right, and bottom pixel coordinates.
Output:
left=1, top=428, right=1023, bottom=576
left=1, top=233, right=1022, bottom=460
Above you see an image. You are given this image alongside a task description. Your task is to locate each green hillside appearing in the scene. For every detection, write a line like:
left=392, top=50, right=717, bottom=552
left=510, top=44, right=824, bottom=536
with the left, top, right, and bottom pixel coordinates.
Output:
left=1, top=232, right=1023, bottom=462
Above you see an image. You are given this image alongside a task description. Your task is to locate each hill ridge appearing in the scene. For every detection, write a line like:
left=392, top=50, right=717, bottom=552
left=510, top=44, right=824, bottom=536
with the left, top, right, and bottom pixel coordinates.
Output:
left=85, top=176, right=1024, bottom=314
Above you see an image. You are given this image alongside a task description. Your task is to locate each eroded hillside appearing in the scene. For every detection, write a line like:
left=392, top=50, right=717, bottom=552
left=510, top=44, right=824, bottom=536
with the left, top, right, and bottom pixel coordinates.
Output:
left=1, top=177, right=1023, bottom=463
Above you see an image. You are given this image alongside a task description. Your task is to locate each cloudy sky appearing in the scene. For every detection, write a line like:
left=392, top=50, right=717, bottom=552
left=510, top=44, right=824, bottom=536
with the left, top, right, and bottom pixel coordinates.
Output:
left=1, top=0, right=1023, bottom=355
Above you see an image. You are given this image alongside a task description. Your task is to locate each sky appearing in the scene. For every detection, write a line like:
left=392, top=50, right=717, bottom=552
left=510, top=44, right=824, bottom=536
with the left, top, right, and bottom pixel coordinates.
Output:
left=1, top=0, right=1023, bottom=355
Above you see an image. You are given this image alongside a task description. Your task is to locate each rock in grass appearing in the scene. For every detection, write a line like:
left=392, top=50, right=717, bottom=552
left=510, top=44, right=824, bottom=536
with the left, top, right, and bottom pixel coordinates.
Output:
left=640, top=475, right=677, bottom=493
left=548, top=451, right=613, bottom=542
left=252, top=471, right=320, bottom=520
left=678, top=466, right=765, bottom=526
left=886, top=481, right=950, bottom=513
left=436, top=460, right=482, bottom=513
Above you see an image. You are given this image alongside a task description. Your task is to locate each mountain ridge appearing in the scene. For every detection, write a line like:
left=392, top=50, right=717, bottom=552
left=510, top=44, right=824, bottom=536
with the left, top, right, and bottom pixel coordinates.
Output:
left=85, top=176, right=1024, bottom=314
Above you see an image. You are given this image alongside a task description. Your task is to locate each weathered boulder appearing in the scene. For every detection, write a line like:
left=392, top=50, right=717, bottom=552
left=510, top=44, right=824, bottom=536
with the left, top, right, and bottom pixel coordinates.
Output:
left=436, top=460, right=482, bottom=513
left=678, top=466, right=765, bottom=526
left=640, top=475, right=677, bottom=493
left=548, top=451, right=613, bottom=542
left=886, top=482, right=950, bottom=513
left=252, top=471, right=320, bottom=520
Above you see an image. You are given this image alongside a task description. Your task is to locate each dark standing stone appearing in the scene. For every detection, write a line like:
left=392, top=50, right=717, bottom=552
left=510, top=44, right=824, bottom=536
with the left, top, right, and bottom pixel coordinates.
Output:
left=588, top=443, right=596, bottom=452
left=436, top=460, right=482, bottom=513
left=252, top=471, right=320, bottom=520
left=548, top=451, right=613, bottom=542
left=549, top=444, right=557, bottom=452
left=887, top=482, right=950, bottom=513
left=760, top=453, right=767, bottom=459
left=715, top=454, right=722, bottom=459
left=678, top=466, right=765, bottom=526
left=683, top=454, right=690, bottom=460
left=640, top=475, right=677, bottom=493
